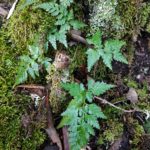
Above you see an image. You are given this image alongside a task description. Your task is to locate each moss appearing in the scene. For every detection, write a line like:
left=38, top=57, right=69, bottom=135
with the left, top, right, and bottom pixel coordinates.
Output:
left=126, top=79, right=138, bottom=89
left=0, top=0, right=56, bottom=148
left=127, top=118, right=145, bottom=148
left=68, top=45, right=87, bottom=73
left=98, top=118, right=123, bottom=145
left=140, top=3, right=150, bottom=33
left=7, top=0, right=55, bottom=51
left=0, top=29, right=46, bottom=149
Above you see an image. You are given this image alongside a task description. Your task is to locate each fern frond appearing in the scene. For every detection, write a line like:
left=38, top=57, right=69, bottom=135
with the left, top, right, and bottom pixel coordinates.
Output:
left=59, top=81, right=110, bottom=150
left=47, top=34, right=57, bottom=49
left=60, top=0, right=74, bottom=7
left=34, top=2, right=59, bottom=16
left=19, top=0, right=37, bottom=10
left=87, top=31, right=128, bottom=71
left=88, top=79, right=114, bottom=96
left=34, top=1, right=85, bottom=49
left=15, top=45, right=51, bottom=85
left=61, top=82, right=85, bottom=99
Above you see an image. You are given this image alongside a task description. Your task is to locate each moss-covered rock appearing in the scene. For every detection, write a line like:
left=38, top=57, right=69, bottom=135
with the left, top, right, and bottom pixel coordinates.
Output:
left=0, top=0, right=55, bottom=149
left=89, top=0, right=150, bottom=39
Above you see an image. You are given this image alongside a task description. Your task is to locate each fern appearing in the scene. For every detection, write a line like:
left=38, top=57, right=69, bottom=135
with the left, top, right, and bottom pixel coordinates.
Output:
left=60, top=0, right=73, bottom=7
left=86, top=31, right=128, bottom=72
left=58, top=80, right=114, bottom=150
left=15, top=45, right=51, bottom=85
left=34, top=1, right=85, bottom=49
left=19, top=0, right=37, bottom=10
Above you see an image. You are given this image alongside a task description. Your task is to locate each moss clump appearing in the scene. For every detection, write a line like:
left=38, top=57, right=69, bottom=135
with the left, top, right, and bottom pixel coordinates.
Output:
left=7, top=0, right=55, bottom=51
left=0, top=0, right=56, bottom=149
left=98, top=119, right=123, bottom=145
left=68, top=45, right=87, bottom=73
left=140, top=3, right=150, bottom=33
left=126, top=117, right=144, bottom=149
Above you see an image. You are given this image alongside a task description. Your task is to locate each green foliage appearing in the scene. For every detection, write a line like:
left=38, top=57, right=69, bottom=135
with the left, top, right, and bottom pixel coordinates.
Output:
left=86, top=31, right=128, bottom=72
left=0, top=28, right=45, bottom=150
left=139, top=3, right=150, bottom=28
left=15, top=44, right=51, bottom=85
left=126, top=79, right=138, bottom=89
left=34, top=0, right=85, bottom=49
left=58, top=80, right=114, bottom=150
left=2, top=0, right=149, bottom=149
left=144, top=119, right=150, bottom=134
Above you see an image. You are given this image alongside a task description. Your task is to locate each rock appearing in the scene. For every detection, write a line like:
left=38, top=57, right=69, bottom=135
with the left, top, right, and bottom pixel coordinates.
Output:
left=126, top=88, right=138, bottom=104
left=0, top=6, right=8, bottom=17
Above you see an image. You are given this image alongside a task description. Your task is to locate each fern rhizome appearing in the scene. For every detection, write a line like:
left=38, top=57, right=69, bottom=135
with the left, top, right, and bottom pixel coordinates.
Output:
left=14, top=0, right=129, bottom=150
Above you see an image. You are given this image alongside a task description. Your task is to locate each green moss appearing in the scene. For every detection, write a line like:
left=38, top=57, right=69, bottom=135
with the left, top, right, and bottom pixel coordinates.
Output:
left=0, top=0, right=56, bottom=148
left=0, top=29, right=46, bottom=149
left=98, top=119, right=123, bottom=145
left=126, top=79, right=138, bottom=89
left=140, top=3, right=150, bottom=33
left=127, top=118, right=144, bottom=148
left=7, top=0, right=55, bottom=51
left=68, top=45, right=87, bottom=73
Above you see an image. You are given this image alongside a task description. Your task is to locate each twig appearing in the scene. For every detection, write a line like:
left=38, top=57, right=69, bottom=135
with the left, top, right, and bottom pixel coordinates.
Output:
left=94, top=96, right=146, bottom=113
left=45, top=90, right=63, bottom=150
left=62, top=126, right=70, bottom=150
left=7, top=0, right=19, bottom=19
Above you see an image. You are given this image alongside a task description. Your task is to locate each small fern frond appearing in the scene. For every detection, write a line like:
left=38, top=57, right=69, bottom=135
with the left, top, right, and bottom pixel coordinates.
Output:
left=15, top=45, right=51, bottom=85
left=60, top=0, right=74, bottom=7
left=88, top=79, right=114, bottom=96
left=87, top=31, right=128, bottom=71
left=19, top=0, right=37, bottom=10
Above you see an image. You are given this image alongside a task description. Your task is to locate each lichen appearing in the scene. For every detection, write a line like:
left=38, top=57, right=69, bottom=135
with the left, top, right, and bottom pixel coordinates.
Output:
left=89, top=0, right=123, bottom=37
left=89, top=0, right=150, bottom=39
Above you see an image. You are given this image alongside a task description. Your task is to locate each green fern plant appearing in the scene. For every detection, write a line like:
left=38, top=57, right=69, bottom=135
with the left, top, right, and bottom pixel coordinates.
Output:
left=58, top=79, right=114, bottom=150
left=86, top=31, right=128, bottom=72
left=34, top=1, right=85, bottom=49
left=15, top=45, right=51, bottom=85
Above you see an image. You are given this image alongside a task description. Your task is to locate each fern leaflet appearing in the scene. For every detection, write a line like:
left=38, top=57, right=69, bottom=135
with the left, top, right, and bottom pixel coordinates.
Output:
left=87, top=31, right=128, bottom=71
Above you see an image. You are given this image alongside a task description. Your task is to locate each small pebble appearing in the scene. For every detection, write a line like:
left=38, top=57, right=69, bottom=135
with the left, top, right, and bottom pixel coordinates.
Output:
left=126, top=88, right=138, bottom=104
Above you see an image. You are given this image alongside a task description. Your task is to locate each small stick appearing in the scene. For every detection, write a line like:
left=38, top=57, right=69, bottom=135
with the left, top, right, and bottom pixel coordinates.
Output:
left=45, top=90, right=63, bottom=150
left=94, top=96, right=146, bottom=114
left=62, top=126, right=70, bottom=150
left=7, top=0, right=19, bottom=19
